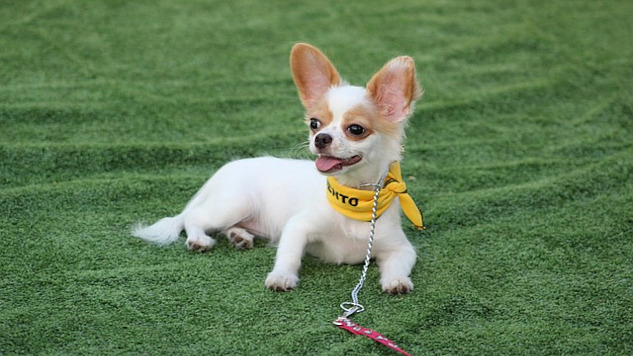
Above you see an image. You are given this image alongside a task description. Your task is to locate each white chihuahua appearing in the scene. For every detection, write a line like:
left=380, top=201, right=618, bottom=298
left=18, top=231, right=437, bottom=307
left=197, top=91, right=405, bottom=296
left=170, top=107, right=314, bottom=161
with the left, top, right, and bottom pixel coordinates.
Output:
left=134, top=43, right=423, bottom=294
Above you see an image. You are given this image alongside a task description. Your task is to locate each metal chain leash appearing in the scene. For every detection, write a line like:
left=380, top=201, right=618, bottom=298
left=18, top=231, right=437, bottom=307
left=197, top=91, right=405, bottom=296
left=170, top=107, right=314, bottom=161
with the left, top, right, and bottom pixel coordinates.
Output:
left=334, top=169, right=417, bottom=355
left=339, top=177, right=384, bottom=318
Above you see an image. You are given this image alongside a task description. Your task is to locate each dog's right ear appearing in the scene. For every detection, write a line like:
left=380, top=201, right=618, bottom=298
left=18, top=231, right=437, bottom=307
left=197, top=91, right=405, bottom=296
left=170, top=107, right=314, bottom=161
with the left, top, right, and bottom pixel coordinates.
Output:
left=290, top=43, right=341, bottom=110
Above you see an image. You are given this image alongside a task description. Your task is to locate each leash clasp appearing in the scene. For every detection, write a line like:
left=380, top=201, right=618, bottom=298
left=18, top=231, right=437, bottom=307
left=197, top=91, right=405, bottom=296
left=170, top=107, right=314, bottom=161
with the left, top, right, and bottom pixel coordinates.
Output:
left=340, top=301, right=365, bottom=318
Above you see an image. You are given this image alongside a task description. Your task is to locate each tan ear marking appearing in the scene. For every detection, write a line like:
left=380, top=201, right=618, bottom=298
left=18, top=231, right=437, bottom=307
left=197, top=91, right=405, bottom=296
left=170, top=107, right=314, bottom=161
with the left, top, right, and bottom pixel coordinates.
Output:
left=290, top=43, right=341, bottom=110
left=366, top=56, right=421, bottom=123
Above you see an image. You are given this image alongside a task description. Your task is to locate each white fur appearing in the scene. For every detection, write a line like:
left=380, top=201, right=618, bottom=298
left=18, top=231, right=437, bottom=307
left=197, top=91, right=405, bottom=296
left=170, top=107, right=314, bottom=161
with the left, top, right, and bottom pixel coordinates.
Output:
left=327, top=85, right=368, bottom=117
left=133, top=44, right=419, bottom=293
left=133, top=157, right=416, bottom=292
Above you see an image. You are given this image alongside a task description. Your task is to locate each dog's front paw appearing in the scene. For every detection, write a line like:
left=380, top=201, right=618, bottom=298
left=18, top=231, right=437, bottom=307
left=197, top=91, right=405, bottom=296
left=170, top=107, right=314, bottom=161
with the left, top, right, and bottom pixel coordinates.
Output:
left=382, top=277, right=414, bottom=295
left=265, top=271, right=299, bottom=291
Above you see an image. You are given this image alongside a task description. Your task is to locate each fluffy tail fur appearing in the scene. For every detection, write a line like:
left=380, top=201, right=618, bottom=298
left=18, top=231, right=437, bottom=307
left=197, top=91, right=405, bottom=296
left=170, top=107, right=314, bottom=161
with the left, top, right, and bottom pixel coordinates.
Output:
left=132, top=215, right=184, bottom=245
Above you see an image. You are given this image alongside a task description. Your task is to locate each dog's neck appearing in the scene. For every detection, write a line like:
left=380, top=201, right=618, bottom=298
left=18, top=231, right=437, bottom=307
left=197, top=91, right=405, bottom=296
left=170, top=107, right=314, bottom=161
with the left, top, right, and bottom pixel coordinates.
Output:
left=332, top=161, right=393, bottom=190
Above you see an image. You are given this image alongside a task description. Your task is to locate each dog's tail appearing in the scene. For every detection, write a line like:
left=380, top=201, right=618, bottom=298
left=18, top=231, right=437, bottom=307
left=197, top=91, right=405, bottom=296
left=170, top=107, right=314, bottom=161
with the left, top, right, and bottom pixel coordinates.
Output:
left=132, top=214, right=184, bottom=246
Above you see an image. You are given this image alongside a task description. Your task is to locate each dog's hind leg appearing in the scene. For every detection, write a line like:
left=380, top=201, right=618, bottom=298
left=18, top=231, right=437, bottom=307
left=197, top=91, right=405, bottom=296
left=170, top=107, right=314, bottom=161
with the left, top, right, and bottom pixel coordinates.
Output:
left=182, top=188, right=254, bottom=252
left=224, top=227, right=255, bottom=249
left=183, top=214, right=216, bottom=252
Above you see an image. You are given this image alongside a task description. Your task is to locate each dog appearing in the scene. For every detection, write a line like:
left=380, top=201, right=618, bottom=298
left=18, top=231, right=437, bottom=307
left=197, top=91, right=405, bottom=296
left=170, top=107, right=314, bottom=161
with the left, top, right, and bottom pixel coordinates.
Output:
left=133, top=43, right=423, bottom=294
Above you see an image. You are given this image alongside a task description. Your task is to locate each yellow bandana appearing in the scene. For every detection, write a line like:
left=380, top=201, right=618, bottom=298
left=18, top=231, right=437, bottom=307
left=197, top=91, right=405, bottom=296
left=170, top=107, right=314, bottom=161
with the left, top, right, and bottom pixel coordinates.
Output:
left=326, top=162, right=426, bottom=230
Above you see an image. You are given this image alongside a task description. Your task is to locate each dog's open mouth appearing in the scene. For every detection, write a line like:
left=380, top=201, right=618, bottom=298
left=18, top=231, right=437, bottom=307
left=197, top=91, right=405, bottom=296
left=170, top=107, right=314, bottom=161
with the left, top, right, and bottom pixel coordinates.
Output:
left=315, top=155, right=362, bottom=173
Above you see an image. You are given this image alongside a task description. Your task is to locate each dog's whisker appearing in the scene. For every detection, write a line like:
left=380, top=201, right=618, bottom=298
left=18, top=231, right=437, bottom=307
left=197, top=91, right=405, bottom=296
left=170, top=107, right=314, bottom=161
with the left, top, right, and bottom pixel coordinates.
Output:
left=288, top=141, right=312, bottom=159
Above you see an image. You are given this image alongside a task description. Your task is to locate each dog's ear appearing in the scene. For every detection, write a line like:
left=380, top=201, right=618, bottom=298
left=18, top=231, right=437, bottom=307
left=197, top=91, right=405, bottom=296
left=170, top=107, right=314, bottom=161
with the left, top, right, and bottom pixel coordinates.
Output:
left=366, top=56, right=422, bottom=123
left=290, top=43, right=341, bottom=110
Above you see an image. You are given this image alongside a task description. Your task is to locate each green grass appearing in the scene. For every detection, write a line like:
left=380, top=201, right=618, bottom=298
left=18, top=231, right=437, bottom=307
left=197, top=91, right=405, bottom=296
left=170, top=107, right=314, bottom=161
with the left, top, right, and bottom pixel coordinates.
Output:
left=1, top=0, right=632, bottom=355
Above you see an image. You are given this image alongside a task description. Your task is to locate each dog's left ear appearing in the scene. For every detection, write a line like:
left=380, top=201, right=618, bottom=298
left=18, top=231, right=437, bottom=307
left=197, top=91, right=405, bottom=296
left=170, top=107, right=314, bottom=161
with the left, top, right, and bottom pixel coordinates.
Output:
left=366, top=56, right=422, bottom=123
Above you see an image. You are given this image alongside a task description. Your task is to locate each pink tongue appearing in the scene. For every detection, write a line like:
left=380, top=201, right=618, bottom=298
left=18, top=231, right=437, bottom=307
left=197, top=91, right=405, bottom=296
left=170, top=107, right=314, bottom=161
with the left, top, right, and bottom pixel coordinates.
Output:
left=316, top=156, right=343, bottom=172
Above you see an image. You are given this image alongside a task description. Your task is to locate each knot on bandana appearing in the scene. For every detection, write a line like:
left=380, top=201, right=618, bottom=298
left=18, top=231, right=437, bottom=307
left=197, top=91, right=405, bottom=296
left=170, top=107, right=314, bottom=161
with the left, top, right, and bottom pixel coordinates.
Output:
left=326, top=162, right=426, bottom=230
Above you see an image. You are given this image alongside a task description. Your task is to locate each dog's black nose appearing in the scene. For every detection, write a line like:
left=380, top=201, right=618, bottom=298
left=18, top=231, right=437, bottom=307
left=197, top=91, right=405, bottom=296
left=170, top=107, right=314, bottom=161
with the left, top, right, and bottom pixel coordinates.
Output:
left=314, top=133, right=333, bottom=149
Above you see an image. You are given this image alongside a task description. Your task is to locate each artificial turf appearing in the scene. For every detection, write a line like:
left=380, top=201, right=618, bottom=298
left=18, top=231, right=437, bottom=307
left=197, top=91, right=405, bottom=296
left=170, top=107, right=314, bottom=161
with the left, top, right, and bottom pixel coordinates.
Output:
left=1, top=0, right=632, bottom=355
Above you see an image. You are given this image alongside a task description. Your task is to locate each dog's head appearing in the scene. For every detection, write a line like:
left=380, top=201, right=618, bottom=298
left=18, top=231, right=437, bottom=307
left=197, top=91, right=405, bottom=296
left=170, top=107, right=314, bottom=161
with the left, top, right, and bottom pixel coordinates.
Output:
left=290, top=43, right=422, bottom=185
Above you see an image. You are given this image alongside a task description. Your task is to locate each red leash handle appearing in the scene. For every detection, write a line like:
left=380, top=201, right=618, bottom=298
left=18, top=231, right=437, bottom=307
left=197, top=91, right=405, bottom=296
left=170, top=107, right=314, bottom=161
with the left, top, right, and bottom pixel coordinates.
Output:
left=334, top=317, right=415, bottom=356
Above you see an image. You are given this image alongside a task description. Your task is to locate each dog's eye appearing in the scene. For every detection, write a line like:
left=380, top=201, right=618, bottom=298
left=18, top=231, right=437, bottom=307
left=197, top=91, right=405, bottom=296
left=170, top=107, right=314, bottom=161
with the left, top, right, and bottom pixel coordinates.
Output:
left=309, top=118, right=321, bottom=130
left=347, top=124, right=365, bottom=136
